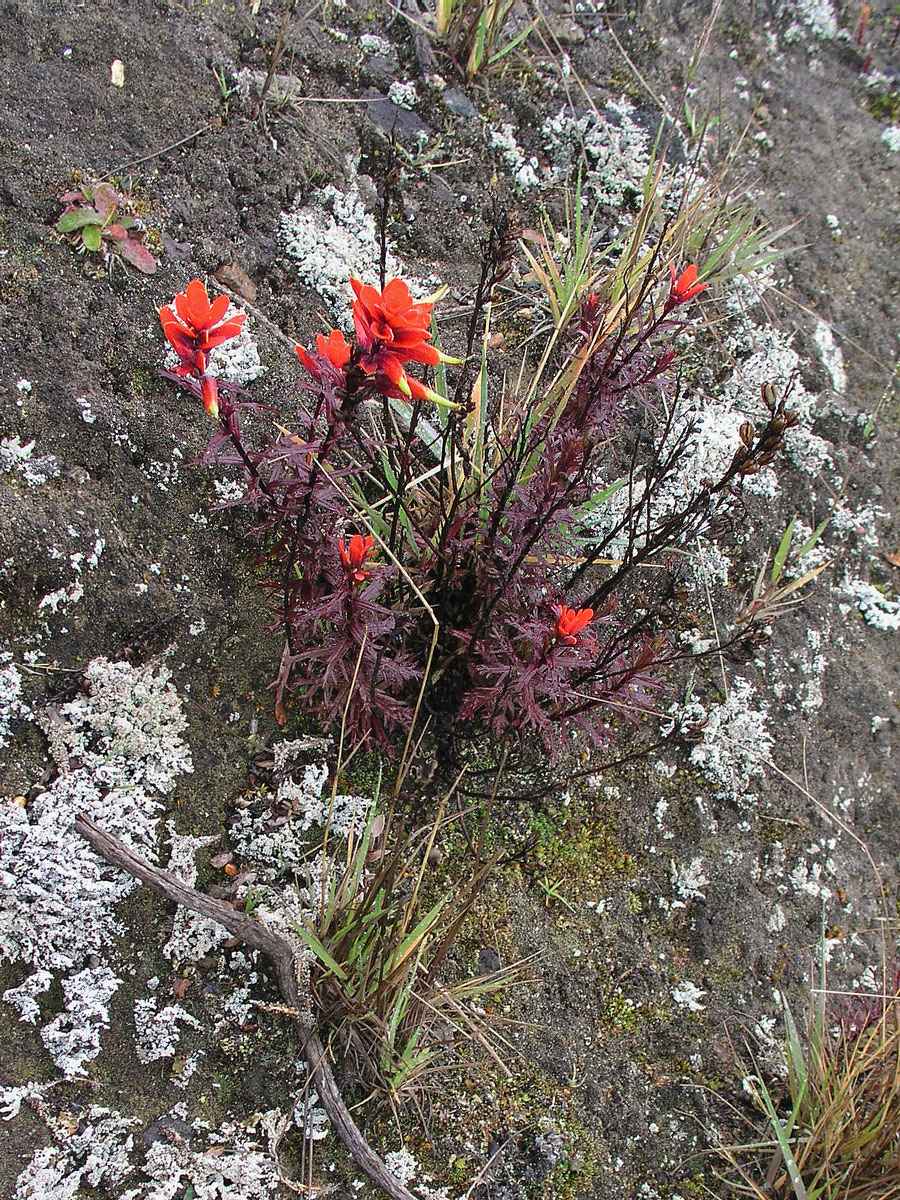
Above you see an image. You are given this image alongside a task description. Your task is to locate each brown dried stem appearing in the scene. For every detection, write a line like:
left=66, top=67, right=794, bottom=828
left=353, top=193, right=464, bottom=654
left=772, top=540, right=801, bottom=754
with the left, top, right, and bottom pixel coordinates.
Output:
left=73, top=814, right=422, bottom=1200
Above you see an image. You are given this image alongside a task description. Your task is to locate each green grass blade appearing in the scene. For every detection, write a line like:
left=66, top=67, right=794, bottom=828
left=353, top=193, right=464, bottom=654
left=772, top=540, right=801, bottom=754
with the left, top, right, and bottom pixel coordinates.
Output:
left=292, top=921, right=350, bottom=983
left=797, top=518, right=829, bottom=558
left=772, top=515, right=796, bottom=584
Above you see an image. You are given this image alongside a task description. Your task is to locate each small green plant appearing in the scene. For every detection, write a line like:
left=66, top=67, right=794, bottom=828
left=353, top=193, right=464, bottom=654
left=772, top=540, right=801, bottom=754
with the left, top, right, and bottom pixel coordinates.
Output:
left=719, top=940, right=900, bottom=1199
left=212, top=64, right=239, bottom=120
left=738, top=509, right=832, bottom=626
left=520, top=181, right=604, bottom=332
left=536, top=874, right=576, bottom=912
left=56, top=181, right=156, bottom=274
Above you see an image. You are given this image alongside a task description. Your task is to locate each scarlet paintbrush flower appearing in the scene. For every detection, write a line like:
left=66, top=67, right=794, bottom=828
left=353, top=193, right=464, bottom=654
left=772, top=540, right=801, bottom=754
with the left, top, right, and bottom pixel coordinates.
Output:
left=159, top=279, right=246, bottom=418
left=551, top=603, right=594, bottom=646
left=339, top=533, right=375, bottom=583
left=665, top=263, right=709, bottom=312
left=350, top=276, right=458, bottom=407
left=296, top=328, right=352, bottom=377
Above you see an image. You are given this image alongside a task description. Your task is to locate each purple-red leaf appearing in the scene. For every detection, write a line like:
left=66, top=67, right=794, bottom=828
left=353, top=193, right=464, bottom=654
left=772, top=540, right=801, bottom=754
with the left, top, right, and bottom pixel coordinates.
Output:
left=93, top=183, right=119, bottom=221
left=115, top=236, right=156, bottom=274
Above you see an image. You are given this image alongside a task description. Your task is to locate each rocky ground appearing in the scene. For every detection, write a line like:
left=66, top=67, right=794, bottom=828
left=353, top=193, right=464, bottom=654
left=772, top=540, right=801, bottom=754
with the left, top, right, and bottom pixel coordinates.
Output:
left=1, top=0, right=900, bottom=1197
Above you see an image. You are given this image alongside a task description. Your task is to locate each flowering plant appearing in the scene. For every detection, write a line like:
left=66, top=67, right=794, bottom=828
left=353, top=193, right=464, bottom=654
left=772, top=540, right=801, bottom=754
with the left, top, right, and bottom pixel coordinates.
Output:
left=160, top=194, right=795, bottom=757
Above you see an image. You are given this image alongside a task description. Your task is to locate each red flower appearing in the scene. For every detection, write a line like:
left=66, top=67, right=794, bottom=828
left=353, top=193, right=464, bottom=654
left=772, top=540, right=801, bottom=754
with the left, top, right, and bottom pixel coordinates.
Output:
left=339, top=533, right=375, bottom=583
left=296, top=328, right=352, bottom=377
left=551, top=603, right=594, bottom=646
left=159, top=279, right=246, bottom=418
left=350, top=276, right=458, bottom=407
left=665, top=264, right=709, bottom=312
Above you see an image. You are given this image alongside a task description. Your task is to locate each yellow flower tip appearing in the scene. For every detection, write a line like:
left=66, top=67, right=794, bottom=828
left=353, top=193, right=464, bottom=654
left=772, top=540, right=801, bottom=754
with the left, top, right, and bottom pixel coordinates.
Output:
left=437, top=350, right=464, bottom=365
left=422, top=284, right=450, bottom=306
left=397, top=372, right=413, bottom=399
left=424, top=386, right=459, bottom=409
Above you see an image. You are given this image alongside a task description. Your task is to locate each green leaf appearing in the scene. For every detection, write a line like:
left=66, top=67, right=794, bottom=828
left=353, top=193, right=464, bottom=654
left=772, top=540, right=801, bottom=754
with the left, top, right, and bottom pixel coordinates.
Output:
left=591, top=477, right=627, bottom=507
left=782, top=998, right=808, bottom=1104
left=796, top=517, right=828, bottom=558
left=431, top=315, right=449, bottom=428
left=771, top=515, right=796, bottom=584
left=81, top=223, right=102, bottom=252
left=750, top=1061, right=808, bottom=1200
left=378, top=452, right=418, bottom=555
left=57, top=208, right=104, bottom=233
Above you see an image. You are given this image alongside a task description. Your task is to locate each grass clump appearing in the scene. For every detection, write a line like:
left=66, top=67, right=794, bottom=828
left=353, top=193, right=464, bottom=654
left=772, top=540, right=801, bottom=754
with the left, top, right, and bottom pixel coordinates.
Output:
left=720, top=942, right=900, bottom=1200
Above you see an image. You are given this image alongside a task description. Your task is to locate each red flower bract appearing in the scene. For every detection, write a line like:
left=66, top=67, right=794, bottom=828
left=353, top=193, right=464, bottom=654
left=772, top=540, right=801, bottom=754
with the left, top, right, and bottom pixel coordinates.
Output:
left=296, top=328, right=352, bottom=376
left=551, top=603, right=594, bottom=646
left=350, top=276, right=445, bottom=398
left=339, top=533, right=375, bottom=584
left=159, top=279, right=246, bottom=417
left=665, top=263, right=709, bottom=311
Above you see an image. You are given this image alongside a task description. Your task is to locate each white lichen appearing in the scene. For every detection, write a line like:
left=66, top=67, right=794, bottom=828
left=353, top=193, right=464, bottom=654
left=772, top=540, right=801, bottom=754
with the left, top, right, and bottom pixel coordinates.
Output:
left=281, top=160, right=432, bottom=323
left=230, top=755, right=370, bottom=870
left=677, top=679, right=773, bottom=805
left=387, top=80, right=417, bottom=110
left=9, top=1103, right=282, bottom=1200
left=846, top=579, right=900, bottom=631
left=541, top=97, right=664, bottom=211
left=359, top=33, right=392, bottom=55
left=671, top=981, right=707, bottom=1012
left=813, top=320, right=846, bottom=393
left=162, top=826, right=230, bottom=965
left=133, top=996, right=201, bottom=1065
left=670, top=857, right=709, bottom=903
left=489, top=124, right=540, bottom=190
left=783, top=0, right=839, bottom=39
left=0, top=436, right=60, bottom=486
left=40, top=965, right=121, bottom=1077
left=1, top=658, right=193, bottom=1084
left=11, top=1106, right=138, bottom=1199
left=2, top=969, right=52, bottom=1024
left=0, top=657, right=30, bottom=749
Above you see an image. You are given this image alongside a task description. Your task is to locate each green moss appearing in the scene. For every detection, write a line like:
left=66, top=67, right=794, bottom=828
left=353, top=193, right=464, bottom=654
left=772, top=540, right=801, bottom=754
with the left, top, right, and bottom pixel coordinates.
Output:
left=867, top=92, right=900, bottom=123
left=525, top=805, right=635, bottom=888
left=599, top=985, right=642, bottom=1033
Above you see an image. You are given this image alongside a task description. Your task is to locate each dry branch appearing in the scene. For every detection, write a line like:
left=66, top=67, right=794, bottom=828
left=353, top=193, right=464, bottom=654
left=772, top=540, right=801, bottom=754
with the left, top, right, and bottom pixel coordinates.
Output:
left=73, top=814, right=421, bottom=1200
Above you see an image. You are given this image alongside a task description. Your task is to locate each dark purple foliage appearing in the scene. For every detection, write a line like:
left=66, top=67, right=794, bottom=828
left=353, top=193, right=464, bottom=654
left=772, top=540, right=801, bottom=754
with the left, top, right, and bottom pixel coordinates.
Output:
left=181, top=264, right=794, bottom=756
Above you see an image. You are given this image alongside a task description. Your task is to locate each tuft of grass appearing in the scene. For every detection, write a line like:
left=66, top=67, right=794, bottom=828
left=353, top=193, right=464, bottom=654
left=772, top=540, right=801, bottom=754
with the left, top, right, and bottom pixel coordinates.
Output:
left=436, top=0, right=533, bottom=79
left=292, top=764, right=522, bottom=1110
left=718, top=937, right=900, bottom=1200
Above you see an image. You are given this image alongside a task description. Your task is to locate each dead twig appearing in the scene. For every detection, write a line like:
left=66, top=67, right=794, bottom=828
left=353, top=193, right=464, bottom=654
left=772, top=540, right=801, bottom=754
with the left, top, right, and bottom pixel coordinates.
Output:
left=73, top=814, right=422, bottom=1200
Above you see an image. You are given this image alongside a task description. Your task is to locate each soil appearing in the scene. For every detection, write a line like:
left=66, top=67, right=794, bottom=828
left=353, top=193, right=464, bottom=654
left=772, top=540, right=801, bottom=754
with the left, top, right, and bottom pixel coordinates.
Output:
left=1, top=0, right=900, bottom=1197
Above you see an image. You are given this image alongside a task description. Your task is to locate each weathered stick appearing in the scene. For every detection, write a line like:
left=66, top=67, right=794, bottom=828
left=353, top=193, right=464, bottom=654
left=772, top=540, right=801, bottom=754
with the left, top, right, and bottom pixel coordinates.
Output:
left=73, top=815, right=421, bottom=1200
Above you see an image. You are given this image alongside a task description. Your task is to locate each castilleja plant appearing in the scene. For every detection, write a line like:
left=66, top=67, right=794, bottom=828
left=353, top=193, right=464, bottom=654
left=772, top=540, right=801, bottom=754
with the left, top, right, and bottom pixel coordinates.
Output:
left=159, top=225, right=796, bottom=754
